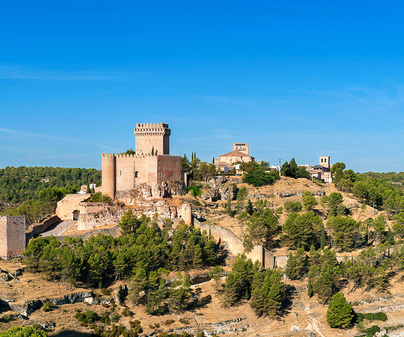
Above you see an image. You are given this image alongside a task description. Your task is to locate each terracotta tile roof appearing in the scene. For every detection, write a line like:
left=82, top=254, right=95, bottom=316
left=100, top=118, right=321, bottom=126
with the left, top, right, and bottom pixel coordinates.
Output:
left=218, top=150, right=253, bottom=158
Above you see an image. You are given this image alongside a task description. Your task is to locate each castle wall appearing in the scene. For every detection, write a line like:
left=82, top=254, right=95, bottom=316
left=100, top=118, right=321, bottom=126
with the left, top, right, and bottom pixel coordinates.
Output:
left=145, top=156, right=158, bottom=185
left=193, top=219, right=275, bottom=268
left=102, top=154, right=116, bottom=199
left=0, top=216, right=7, bottom=258
left=0, top=216, right=26, bottom=259
left=56, top=193, right=91, bottom=220
left=115, top=154, right=136, bottom=191
left=156, top=155, right=182, bottom=184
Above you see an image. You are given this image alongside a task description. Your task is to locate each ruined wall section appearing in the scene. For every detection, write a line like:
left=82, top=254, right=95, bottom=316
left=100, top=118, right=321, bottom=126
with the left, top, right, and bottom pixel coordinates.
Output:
left=193, top=219, right=275, bottom=269
left=77, top=202, right=124, bottom=231
left=0, top=216, right=26, bottom=259
left=56, top=193, right=91, bottom=221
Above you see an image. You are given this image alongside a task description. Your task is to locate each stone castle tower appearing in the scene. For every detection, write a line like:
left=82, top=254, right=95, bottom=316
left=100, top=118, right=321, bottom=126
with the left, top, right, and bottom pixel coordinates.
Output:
left=134, top=123, right=170, bottom=155
left=102, top=123, right=182, bottom=200
left=0, top=215, right=26, bottom=259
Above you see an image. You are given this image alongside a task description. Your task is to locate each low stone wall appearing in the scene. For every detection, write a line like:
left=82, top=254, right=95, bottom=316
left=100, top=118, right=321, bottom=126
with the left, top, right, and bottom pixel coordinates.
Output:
left=26, top=215, right=61, bottom=238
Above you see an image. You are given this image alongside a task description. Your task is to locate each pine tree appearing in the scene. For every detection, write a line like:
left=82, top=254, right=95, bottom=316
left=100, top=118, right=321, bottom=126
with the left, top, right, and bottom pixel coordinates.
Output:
left=285, top=253, right=297, bottom=280
left=192, top=244, right=204, bottom=268
left=246, top=200, right=254, bottom=215
left=326, top=293, right=354, bottom=328
left=266, top=281, right=282, bottom=318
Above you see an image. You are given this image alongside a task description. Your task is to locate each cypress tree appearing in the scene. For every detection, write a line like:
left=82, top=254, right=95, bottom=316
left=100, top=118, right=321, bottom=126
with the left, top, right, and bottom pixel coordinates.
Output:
left=225, top=198, right=233, bottom=217
left=308, top=277, right=313, bottom=298
left=320, top=226, right=326, bottom=250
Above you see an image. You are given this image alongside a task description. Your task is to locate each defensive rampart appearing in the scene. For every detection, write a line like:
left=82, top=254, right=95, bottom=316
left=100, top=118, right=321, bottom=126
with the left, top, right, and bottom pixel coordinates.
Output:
left=193, top=219, right=275, bottom=269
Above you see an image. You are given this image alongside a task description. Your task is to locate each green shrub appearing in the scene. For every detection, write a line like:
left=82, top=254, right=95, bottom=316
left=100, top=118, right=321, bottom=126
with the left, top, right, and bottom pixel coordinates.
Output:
left=122, top=307, right=132, bottom=317
left=42, top=301, right=55, bottom=312
left=188, top=185, right=202, bottom=197
left=0, top=325, right=47, bottom=337
left=0, top=315, right=13, bottom=323
left=74, top=309, right=100, bottom=326
left=365, top=325, right=380, bottom=336
left=87, top=192, right=111, bottom=203
left=284, top=201, right=302, bottom=213
left=356, top=312, right=387, bottom=323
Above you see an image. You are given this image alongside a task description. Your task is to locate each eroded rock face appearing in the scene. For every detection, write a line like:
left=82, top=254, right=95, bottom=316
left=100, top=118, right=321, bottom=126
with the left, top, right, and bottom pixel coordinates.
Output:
left=218, top=182, right=237, bottom=201
left=201, top=180, right=236, bottom=202
left=275, top=190, right=325, bottom=198
left=207, top=176, right=228, bottom=188
left=201, top=188, right=220, bottom=202
left=116, top=181, right=187, bottom=203
left=7, top=292, right=93, bottom=317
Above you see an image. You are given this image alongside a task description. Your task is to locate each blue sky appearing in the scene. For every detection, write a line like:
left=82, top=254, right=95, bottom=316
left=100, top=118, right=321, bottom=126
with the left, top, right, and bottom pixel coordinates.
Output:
left=0, top=1, right=403, bottom=172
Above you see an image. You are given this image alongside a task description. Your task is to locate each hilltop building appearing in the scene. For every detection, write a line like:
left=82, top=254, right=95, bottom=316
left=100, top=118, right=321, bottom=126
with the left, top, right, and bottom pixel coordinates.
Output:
left=215, top=143, right=254, bottom=172
left=308, top=156, right=332, bottom=182
left=102, top=123, right=182, bottom=200
left=0, top=215, right=26, bottom=259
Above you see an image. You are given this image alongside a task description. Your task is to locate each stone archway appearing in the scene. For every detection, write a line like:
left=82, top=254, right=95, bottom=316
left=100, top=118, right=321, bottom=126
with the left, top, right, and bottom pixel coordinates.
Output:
left=72, top=210, right=80, bottom=221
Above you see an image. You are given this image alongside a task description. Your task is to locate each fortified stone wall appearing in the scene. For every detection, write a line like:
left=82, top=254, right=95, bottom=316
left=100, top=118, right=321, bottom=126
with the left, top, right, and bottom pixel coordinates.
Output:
left=0, top=216, right=26, bottom=259
left=157, top=155, right=182, bottom=184
left=56, top=193, right=91, bottom=221
left=0, top=216, right=7, bottom=258
left=115, top=154, right=136, bottom=190
left=193, top=219, right=275, bottom=269
left=102, top=153, right=182, bottom=199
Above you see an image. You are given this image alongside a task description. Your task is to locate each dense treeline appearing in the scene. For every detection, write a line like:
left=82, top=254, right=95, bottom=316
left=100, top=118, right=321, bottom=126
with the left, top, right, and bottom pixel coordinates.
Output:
left=0, top=166, right=100, bottom=205
left=285, top=243, right=403, bottom=305
left=23, top=212, right=220, bottom=314
left=4, top=186, right=75, bottom=223
left=332, top=163, right=404, bottom=214
left=363, top=172, right=404, bottom=185
left=240, top=162, right=280, bottom=187
left=281, top=158, right=310, bottom=179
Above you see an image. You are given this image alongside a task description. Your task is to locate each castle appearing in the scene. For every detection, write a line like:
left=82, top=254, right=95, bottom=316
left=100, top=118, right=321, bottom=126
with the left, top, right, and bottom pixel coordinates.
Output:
left=102, top=123, right=183, bottom=199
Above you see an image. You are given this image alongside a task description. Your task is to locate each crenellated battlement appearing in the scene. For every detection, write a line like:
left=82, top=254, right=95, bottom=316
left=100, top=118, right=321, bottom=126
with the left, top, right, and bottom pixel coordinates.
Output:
left=102, top=153, right=159, bottom=159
